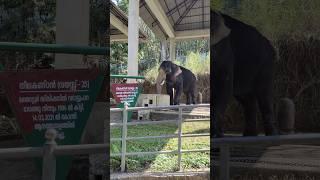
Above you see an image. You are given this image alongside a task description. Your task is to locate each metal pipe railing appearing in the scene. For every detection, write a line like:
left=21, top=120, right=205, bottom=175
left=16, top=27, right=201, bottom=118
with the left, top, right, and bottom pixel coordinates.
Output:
left=110, top=103, right=211, bottom=172
left=110, top=74, right=145, bottom=79
left=0, top=42, right=107, bottom=55
left=213, top=133, right=320, bottom=180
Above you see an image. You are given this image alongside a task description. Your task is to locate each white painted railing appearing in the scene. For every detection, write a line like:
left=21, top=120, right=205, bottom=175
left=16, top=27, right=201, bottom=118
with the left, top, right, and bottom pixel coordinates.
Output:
left=110, top=103, right=210, bottom=172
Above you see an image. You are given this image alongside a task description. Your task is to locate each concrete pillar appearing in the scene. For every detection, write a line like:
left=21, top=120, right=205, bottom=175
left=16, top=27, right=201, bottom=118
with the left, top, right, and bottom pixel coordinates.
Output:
left=127, top=0, right=140, bottom=82
left=169, top=38, right=176, bottom=61
left=55, top=0, right=89, bottom=69
left=55, top=1, right=107, bottom=178
left=161, top=39, right=168, bottom=61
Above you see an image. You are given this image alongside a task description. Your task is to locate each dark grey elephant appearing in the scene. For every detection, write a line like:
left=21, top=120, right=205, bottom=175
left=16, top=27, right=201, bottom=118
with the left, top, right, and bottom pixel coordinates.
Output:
left=156, top=61, right=197, bottom=105
left=211, top=11, right=278, bottom=137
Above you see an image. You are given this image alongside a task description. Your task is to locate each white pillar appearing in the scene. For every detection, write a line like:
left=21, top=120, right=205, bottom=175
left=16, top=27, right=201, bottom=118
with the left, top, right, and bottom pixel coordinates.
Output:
left=127, top=0, right=139, bottom=82
left=55, top=0, right=89, bottom=69
left=169, top=38, right=176, bottom=61
left=161, top=39, right=167, bottom=61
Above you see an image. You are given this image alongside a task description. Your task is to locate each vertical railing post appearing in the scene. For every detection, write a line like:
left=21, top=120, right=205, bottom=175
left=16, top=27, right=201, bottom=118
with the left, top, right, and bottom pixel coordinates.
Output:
left=220, top=145, right=230, bottom=180
left=42, top=129, right=57, bottom=180
left=177, top=106, right=183, bottom=171
left=120, top=102, right=129, bottom=172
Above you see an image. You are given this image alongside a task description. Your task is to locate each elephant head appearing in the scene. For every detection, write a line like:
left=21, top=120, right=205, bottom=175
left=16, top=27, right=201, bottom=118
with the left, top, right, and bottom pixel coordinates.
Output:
left=211, top=11, right=231, bottom=46
left=156, top=61, right=182, bottom=94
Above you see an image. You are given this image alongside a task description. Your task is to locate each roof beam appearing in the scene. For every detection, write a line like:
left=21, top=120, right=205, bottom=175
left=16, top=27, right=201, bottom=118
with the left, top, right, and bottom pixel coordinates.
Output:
left=110, top=35, right=147, bottom=43
left=145, top=0, right=175, bottom=38
left=175, top=29, right=209, bottom=40
left=174, top=0, right=199, bottom=27
left=110, top=13, right=128, bottom=36
left=167, top=0, right=191, bottom=16
left=110, top=34, right=128, bottom=42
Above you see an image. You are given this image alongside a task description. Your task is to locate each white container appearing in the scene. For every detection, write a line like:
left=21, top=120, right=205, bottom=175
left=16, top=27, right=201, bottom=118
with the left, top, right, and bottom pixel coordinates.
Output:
left=137, top=94, right=170, bottom=107
left=137, top=94, right=170, bottom=120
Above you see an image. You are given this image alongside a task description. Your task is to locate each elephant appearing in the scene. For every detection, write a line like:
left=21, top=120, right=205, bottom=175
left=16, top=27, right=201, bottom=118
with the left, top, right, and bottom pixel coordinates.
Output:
left=211, top=11, right=278, bottom=137
left=156, top=61, right=197, bottom=105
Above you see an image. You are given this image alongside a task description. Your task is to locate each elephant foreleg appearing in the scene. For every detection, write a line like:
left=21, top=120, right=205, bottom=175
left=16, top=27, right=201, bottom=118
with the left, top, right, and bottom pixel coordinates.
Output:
left=173, top=83, right=183, bottom=105
left=257, top=93, right=278, bottom=136
left=212, top=78, right=233, bottom=138
left=166, top=83, right=174, bottom=105
left=235, top=94, right=258, bottom=136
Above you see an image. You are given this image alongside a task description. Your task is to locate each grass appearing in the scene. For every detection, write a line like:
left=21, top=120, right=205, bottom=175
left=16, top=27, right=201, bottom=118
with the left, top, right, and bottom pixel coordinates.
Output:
left=110, top=121, right=210, bottom=172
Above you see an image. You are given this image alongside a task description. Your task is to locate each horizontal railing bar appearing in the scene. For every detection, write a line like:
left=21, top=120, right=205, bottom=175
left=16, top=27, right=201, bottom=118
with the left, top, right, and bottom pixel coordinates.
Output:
left=111, top=138, right=122, bottom=141
left=110, top=149, right=210, bottom=157
left=110, top=75, right=145, bottom=79
left=0, top=42, right=107, bottom=55
left=213, top=133, right=320, bottom=146
left=110, top=108, right=123, bottom=112
left=110, top=104, right=210, bottom=112
left=184, top=118, right=210, bottom=122
left=126, top=134, right=177, bottom=140
left=111, top=120, right=178, bottom=126
left=54, top=144, right=108, bottom=156
left=182, top=133, right=210, bottom=137
left=111, top=133, right=210, bottom=141
left=111, top=150, right=178, bottom=157
left=181, top=149, right=210, bottom=153
left=0, top=147, right=43, bottom=158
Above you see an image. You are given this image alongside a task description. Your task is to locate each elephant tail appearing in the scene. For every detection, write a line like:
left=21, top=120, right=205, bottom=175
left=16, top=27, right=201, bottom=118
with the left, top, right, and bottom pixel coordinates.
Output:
left=276, top=97, right=295, bottom=135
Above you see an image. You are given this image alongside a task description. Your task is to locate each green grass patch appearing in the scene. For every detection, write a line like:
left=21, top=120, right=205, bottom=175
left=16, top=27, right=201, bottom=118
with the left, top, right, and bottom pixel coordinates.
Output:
left=110, top=122, right=210, bottom=172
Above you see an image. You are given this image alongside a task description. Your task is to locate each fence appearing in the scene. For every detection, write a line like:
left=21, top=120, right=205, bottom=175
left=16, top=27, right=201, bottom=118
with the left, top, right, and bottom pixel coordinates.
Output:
left=213, top=133, right=320, bottom=180
left=110, top=103, right=211, bottom=172
left=0, top=129, right=108, bottom=180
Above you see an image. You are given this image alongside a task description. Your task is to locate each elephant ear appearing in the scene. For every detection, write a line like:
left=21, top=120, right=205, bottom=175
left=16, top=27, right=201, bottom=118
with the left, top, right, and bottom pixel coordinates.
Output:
left=212, top=11, right=231, bottom=45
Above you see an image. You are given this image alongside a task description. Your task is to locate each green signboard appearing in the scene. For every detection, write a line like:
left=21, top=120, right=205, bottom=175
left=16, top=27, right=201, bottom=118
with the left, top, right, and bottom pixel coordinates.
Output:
left=0, top=69, right=104, bottom=180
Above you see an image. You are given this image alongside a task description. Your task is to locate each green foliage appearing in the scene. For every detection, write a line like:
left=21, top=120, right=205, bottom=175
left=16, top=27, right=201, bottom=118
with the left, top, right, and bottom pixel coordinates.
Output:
left=185, top=52, right=210, bottom=75
left=216, top=0, right=320, bottom=41
left=0, top=0, right=106, bottom=69
left=114, top=0, right=128, bottom=13
left=110, top=43, right=128, bottom=74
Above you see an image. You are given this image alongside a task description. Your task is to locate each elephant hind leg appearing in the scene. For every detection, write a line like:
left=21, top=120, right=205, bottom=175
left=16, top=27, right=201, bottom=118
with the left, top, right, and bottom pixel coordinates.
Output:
left=256, top=92, right=278, bottom=136
left=173, top=83, right=183, bottom=105
left=235, top=94, right=258, bottom=136
left=185, top=92, right=191, bottom=105
left=256, top=81, right=278, bottom=135
left=190, top=87, right=196, bottom=104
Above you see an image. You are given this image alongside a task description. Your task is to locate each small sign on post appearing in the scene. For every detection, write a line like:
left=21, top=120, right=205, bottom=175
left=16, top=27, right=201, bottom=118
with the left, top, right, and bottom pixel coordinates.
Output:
left=111, top=83, right=142, bottom=121
left=0, top=69, right=104, bottom=180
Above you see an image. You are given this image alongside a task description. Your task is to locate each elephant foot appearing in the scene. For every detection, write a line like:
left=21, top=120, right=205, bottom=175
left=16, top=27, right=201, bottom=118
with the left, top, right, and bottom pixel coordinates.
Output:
left=264, top=125, right=279, bottom=136
left=243, top=131, right=258, bottom=137
left=211, top=147, right=220, bottom=154
left=212, top=131, right=224, bottom=138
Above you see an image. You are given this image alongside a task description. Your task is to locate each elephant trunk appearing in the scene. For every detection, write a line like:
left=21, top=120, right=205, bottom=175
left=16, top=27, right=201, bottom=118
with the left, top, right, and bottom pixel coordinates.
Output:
left=156, top=68, right=166, bottom=94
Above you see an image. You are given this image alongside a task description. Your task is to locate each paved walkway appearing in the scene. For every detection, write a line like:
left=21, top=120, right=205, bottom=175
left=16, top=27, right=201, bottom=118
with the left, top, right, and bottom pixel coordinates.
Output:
left=213, top=143, right=320, bottom=174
